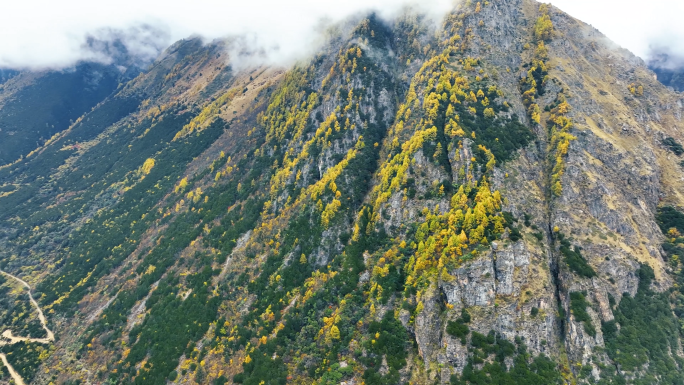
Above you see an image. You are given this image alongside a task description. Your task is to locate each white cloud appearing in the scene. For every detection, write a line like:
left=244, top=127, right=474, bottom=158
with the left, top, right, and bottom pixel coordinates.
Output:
left=547, top=0, right=684, bottom=61
left=0, top=0, right=681, bottom=70
left=0, top=0, right=455, bottom=70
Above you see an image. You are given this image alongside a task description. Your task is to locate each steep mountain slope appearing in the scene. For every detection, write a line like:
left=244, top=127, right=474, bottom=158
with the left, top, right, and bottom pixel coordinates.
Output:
left=651, top=65, right=684, bottom=93
left=0, top=63, right=134, bottom=165
left=649, top=52, right=684, bottom=92
left=0, top=69, right=19, bottom=85
left=1, top=0, right=684, bottom=384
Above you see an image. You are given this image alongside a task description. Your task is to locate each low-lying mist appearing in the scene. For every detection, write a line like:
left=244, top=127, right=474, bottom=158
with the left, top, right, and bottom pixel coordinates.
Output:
left=0, top=0, right=457, bottom=70
left=0, top=0, right=682, bottom=75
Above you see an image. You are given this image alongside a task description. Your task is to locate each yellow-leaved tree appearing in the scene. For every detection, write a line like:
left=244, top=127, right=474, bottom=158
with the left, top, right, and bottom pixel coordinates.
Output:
left=141, top=158, right=155, bottom=175
left=329, top=325, right=341, bottom=340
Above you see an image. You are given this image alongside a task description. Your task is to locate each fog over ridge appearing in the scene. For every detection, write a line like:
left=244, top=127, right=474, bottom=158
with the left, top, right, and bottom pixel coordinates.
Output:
left=0, top=0, right=682, bottom=70
left=0, top=0, right=456, bottom=70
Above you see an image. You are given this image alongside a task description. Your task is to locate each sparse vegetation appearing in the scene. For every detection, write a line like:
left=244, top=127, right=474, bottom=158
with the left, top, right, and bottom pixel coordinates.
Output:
left=557, top=232, right=596, bottom=278
left=570, top=292, right=596, bottom=337
left=663, top=137, right=684, bottom=156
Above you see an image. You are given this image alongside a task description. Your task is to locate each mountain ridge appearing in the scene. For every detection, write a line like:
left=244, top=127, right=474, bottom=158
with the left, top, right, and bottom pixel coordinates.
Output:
left=1, top=0, right=684, bottom=384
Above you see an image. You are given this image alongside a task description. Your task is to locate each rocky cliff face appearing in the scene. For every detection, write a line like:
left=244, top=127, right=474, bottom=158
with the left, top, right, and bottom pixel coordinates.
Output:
left=1, top=0, right=683, bottom=384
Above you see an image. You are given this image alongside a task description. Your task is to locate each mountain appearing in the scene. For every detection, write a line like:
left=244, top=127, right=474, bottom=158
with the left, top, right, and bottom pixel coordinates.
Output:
left=0, top=63, right=136, bottom=166
left=1, top=0, right=684, bottom=384
left=650, top=64, right=684, bottom=92
left=0, top=69, right=19, bottom=85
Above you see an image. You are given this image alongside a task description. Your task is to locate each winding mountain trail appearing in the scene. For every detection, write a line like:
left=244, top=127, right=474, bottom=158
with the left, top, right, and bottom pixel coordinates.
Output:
left=0, top=353, right=25, bottom=385
left=0, top=270, right=55, bottom=384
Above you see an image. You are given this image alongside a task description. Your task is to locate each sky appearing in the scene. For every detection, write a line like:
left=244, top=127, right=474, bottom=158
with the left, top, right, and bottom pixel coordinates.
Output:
left=547, top=0, right=684, bottom=67
left=0, top=0, right=682, bottom=70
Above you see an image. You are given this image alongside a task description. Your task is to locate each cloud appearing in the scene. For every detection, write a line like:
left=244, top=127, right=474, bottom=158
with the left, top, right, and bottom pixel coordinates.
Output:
left=1, top=0, right=682, bottom=70
left=0, top=0, right=456, bottom=70
left=80, top=25, right=171, bottom=68
left=546, top=0, right=684, bottom=62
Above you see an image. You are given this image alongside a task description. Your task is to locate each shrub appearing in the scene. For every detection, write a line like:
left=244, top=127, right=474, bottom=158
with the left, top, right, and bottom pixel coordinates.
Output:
left=557, top=233, right=596, bottom=278
left=663, top=137, right=684, bottom=155
left=569, top=292, right=596, bottom=337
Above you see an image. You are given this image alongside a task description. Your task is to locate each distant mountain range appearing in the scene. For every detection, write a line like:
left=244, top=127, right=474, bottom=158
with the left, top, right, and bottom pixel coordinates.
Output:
left=648, top=50, right=684, bottom=92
